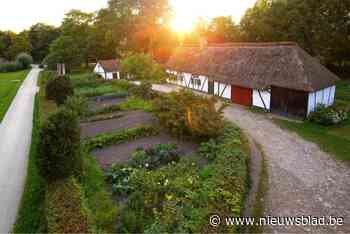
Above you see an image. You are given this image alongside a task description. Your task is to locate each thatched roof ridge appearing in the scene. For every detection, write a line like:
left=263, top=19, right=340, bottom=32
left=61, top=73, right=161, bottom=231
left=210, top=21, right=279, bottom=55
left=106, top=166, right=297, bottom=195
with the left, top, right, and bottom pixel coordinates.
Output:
left=166, top=43, right=339, bottom=92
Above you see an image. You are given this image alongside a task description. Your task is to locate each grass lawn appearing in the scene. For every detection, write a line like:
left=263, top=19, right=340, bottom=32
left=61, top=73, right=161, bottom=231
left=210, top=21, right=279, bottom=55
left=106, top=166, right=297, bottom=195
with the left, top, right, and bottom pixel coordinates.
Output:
left=273, top=80, right=350, bottom=162
left=0, top=70, right=30, bottom=121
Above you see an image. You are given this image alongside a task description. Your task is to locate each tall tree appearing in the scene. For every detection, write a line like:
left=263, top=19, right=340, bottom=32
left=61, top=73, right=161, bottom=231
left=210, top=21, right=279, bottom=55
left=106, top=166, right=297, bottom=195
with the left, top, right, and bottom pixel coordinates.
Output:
left=207, top=16, right=240, bottom=43
left=240, top=0, right=350, bottom=66
left=28, top=23, right=60, bottom=62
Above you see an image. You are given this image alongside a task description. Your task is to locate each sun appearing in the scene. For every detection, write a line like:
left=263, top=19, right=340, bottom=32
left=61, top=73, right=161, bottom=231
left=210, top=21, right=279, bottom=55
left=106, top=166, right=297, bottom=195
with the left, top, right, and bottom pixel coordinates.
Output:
left=170, top=0, right=257, bottom=33
left=170, top=2, right=198, bottom=33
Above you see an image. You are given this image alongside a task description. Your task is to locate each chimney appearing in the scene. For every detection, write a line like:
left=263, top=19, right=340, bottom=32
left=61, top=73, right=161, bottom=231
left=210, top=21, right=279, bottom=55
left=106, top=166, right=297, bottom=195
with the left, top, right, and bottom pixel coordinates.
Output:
left=199, top=37, right=208, bottom=50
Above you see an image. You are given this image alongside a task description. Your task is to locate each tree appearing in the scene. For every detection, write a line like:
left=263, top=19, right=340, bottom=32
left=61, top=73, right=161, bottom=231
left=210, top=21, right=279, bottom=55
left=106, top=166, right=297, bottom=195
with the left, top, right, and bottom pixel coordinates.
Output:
left=43, top=36, right=83, bottom=70
left=207, top=16, right=240, bottom=43
left=16, top=53, right=33, bottom=69
left=6, top=31, right=32, bottom=60
left=28, top=23, right=60, bottom=63
left=240, top=0, right=350, bottom=67
left=60, top=10, right=96, bottom=64
left=121, top=53, right=166, bottom=82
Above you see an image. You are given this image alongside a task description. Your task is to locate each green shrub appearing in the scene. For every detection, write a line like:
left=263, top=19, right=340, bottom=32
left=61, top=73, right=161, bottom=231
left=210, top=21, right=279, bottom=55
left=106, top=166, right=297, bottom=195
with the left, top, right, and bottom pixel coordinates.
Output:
left=153, top=90, right=226, bottom=140
left=16, top=53, right=33, bottom=69
left=45, top=75, right=74, bottom=105
left=309, top=104, right=348, bottom=125
left=45, top=178, right=91, bottom=233
left=0, top=61, right=21, bottom=72
left=84, top=125, right=159, bottom=152
left=65, top=95, right=89, bottom=118
left=129, top=82, right=154, bottom=100
left=37, top=108, right=82, bottom=182
left=121, top=53, right=167, bottom=83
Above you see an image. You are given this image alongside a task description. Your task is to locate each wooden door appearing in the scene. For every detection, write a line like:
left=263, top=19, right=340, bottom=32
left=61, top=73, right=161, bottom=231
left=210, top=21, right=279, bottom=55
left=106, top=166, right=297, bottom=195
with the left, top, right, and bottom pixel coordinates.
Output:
left=232, top=86, right=252, bottom=106
left=271, top=86, right=308, bottom=118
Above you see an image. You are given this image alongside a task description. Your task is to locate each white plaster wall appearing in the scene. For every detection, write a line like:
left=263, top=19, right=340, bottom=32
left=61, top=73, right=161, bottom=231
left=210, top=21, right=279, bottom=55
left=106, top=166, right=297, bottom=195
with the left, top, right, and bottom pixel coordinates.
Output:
left=214, top=82, right=231, bottom=99
left=307, top=86, right=336, bottom=114
left=253, top=90, right=271, bottom=110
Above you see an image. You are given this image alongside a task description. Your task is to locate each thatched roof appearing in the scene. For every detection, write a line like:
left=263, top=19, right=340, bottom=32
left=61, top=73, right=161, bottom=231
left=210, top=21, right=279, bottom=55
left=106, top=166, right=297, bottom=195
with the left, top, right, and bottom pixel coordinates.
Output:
left=166, top=43, right=339, bottom=92
left=98, top=59, right=119, bottom=72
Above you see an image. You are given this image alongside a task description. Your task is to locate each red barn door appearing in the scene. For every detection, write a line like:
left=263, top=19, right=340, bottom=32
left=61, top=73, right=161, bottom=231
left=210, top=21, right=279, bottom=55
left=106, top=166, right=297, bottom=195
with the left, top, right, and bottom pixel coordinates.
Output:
left=232, top=86, right=252, bottom=106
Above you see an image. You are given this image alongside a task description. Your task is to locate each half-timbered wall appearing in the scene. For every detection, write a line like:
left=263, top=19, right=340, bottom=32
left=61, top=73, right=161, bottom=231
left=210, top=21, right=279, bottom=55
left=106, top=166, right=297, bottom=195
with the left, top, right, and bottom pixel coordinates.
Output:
left=167, top=70, right=209, bottom=93
left=307, top=86, right=336, bottom=115
left=214, top=82, right=231, bottom=99
left=253, top=89, right=271, bottom=110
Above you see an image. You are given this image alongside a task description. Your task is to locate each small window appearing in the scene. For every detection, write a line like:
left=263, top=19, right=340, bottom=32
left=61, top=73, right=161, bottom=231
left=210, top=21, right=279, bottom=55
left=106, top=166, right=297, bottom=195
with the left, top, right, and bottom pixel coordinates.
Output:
left=177, top=74, right=184, bottom=82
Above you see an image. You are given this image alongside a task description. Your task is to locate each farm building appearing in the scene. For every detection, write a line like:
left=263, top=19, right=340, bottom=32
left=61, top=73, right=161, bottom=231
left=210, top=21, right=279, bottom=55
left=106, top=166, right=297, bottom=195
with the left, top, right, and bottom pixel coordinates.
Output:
left=94, top=59, right=121, bottom=80
left=166, top=42, right=340, bottom=118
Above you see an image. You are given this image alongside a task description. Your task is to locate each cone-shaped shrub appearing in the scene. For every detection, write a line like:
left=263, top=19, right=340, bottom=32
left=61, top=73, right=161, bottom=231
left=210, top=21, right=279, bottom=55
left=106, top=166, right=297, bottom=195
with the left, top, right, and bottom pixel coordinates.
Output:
left=37, top=108, right=82, bottom=183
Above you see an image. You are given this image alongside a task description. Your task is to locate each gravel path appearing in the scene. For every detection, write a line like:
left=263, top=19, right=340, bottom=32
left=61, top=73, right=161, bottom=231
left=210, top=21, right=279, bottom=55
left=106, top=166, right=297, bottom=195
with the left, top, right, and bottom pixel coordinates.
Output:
left=0, top=68, right=39, bottom=233
left=224, top=104, right=350, bottom=233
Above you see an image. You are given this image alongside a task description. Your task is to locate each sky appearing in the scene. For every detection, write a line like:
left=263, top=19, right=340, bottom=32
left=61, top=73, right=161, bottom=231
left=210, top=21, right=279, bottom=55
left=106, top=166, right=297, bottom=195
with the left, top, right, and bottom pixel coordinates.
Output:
left=0, top=0, right=257, bottom=32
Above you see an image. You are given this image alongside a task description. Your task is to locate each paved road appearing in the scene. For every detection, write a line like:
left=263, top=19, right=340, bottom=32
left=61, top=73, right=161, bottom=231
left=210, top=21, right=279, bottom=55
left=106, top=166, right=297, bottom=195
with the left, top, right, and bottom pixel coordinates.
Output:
left=152, top=83, right=350, bottom=233
left=0, top=68, right=39, bottom=233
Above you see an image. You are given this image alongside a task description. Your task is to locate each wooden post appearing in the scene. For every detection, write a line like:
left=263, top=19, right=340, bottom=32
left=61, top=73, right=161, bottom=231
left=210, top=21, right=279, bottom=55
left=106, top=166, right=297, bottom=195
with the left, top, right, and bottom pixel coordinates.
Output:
left=57, top=63, right=66, bottom=77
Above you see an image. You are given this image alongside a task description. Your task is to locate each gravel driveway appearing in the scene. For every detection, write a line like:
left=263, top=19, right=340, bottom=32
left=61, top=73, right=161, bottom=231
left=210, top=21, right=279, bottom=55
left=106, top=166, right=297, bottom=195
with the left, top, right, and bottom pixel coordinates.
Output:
left=224, top=104, right=350, bottom=233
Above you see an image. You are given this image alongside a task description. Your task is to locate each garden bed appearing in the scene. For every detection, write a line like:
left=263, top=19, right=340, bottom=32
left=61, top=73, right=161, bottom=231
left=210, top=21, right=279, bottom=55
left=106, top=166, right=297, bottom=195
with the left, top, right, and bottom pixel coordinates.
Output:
left=92, top=132, right=198, bottom=169
left=81, top=111, right=157, bottom=139
left=88, top=97, right=127, bottom=112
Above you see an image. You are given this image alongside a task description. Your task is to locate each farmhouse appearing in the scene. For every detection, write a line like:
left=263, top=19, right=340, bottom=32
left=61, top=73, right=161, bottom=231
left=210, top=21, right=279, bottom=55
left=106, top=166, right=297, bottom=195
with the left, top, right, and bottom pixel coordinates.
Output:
left=166, top=42, right=340, bottom=118
left=94, top=59, right=121, bottom=80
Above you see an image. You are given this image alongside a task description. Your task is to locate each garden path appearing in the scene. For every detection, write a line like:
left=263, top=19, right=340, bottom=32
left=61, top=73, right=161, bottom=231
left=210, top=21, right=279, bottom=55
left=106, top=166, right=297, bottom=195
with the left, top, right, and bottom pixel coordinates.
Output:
left=0, top=68, right=40, bottom=233
left=152, top=83, right=350, bottom=233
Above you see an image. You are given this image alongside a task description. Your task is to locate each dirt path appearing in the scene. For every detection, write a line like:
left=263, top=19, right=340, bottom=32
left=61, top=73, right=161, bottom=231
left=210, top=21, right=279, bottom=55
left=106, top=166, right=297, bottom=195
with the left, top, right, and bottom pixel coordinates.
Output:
left=224, top=104, right=350, bottom=233
left=0, top=68, right=39, bottom=233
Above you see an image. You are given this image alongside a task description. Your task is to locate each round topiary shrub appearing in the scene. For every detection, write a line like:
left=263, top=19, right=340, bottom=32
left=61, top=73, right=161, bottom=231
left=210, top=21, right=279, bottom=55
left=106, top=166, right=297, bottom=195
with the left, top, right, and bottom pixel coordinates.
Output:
left=37, top=108, right=82, bottom=183
left=45, top=75, right=74, bottom=105
left=16, top=53, right=33, bottom=69
left=129, top=81, right=154, bottom=100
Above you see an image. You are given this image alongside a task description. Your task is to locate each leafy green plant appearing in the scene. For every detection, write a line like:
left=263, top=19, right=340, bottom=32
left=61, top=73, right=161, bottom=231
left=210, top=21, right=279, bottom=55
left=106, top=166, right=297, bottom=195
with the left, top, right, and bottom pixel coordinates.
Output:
left=45, top=75, right=74, bottom=105
left=106, top=164, right=136, bottom=195
left=309, top=104, right=348, bottom=125
left=37, top=108, right=82, bottom=183
left=131, top=144, right=180, bottom=169
left=198, top=139, right=220, bottom=161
